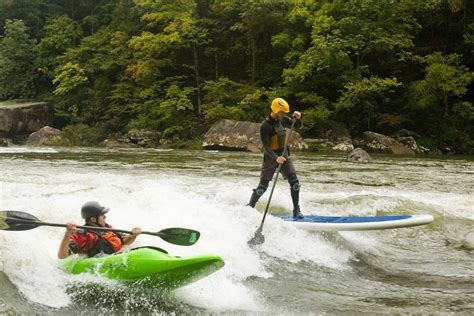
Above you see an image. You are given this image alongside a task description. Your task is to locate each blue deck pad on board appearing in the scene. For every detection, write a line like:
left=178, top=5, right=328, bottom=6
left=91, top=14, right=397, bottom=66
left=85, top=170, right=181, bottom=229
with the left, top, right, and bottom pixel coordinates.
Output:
left=273, top=214, right=412, bottom=223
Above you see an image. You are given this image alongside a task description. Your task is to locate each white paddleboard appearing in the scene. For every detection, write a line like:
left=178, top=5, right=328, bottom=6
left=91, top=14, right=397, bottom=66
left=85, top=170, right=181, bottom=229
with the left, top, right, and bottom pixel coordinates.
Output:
left=273, top=214, right=434, bottom=231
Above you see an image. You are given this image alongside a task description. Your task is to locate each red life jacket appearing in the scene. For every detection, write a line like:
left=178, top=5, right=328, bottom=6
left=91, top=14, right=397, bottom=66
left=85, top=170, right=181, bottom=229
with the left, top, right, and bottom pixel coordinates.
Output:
left=101, top=230, right=123, bottom=253
left=69, top=224, right=123, bottom=256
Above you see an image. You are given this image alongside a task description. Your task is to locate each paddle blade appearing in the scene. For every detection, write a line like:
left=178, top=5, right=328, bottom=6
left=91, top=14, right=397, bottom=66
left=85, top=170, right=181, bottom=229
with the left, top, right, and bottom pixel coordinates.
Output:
left=0, top=211, right=42, bottom=231
left=248, top=227, right=265, bottom=246
left=158, top=228, right=200, bottom=246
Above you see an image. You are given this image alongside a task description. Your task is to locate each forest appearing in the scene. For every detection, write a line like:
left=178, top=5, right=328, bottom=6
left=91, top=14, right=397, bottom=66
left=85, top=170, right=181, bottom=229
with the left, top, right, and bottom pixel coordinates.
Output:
left=1, top=0, right=473, bottom=153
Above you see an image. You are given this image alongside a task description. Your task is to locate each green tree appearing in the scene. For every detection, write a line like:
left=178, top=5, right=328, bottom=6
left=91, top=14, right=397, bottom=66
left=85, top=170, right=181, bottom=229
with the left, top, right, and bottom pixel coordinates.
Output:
left=0, top=19, right=37, bottom=99
left=336, top=77, right=402, bottom=132
left=410, top=52, right=473, bottom=147
left=202, top=77, right=267, bottom=122
left=35, top=15, right=82, bottom=78
left=282, top=0, right=419, bottom=111
left=133, top=0, right=209, bottom=114
left=52, top=62, right=88, bottom=121
left=128, top=83, right=196, bottom=138
left=226, top=0, right=288, bottom=85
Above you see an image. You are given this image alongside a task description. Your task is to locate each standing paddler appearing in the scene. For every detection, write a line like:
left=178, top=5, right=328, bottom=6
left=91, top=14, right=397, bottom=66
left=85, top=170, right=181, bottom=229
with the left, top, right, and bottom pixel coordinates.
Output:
left=247, top=98, right=304, bottom=218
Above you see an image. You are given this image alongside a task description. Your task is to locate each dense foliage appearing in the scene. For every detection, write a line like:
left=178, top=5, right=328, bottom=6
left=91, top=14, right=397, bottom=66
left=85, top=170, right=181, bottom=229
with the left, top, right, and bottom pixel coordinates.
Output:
left=1, top=0, right=473, bottom=152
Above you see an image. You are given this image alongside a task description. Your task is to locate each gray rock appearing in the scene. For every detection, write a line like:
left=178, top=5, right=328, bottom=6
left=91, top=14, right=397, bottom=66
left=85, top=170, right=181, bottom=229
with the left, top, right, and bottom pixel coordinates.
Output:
left=347, top=148, right=372, bottom=162
left=362, top=131, right=415, bottom=155
left=203, top=119, right=307, bottom=152
left=0, top=101, right=51, bottom=134
left=123, top=129, right=161, bottom=147
left=462, top=232, right=474, bottom=250
left=103, top=138, right=139, bottom=148
left=395, top=136, right=425, bottom=154
left=0, top=137, right=8, bottom=147
left=332, top=141, right=354, bottom=152
left=26, top=126, right=62, bottom=146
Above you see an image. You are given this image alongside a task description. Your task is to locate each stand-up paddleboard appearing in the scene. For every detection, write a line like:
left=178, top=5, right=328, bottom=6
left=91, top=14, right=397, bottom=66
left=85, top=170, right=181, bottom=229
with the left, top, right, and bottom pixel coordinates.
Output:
left=273, top=214, right=434, bottom=231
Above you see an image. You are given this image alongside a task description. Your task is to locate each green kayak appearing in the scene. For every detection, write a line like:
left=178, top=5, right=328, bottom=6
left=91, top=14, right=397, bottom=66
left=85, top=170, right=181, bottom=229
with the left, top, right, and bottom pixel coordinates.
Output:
left=60, top=247, right=225, bottom=289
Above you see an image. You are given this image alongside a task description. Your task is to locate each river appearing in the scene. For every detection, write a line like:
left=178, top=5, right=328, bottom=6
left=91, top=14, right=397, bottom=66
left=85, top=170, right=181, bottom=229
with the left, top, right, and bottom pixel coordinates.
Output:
left=0, top=147, right=473, bottom=314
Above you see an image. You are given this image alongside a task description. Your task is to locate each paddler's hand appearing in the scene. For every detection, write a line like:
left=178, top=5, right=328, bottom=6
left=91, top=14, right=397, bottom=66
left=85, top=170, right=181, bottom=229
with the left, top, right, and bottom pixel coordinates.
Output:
left=292, top=111, right=301, bottom=120
left=123, top=227, right=142, bottom=245
left=130, top=227, right=142, bottom=236
left=65, top=222, right=76, bottom=237
left=59, top=223, right=76, bottom=259
left=276, top=156, right=286, bottom=164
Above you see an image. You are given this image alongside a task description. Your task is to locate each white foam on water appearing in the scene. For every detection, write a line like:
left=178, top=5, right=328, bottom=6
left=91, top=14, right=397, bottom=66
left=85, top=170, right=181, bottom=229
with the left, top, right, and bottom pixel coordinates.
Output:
left=0, top=160, right=352, bottom=311
left=0, top=232, right=71, bottom=307
left=0, top=146, right=58, bottom=154
left=175, top=275, right=266, bottom=312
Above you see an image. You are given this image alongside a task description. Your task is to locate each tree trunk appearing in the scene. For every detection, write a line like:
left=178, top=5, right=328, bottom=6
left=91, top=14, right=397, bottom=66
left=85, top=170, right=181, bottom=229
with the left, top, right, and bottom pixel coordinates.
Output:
left=214, top=51, right=218, bottom=80
left=90, top=7, right=95, bottom=35
left=437, top=116, right=442, bottom=147
left=193, top=44, right=202, bottom=115
left=251, top=41, right=256, bottom=85
left=70, top=0, right=75, bottom=20
left=438, top=94, right=449, bottom=147
left=367, top=110, right=371, bottom=131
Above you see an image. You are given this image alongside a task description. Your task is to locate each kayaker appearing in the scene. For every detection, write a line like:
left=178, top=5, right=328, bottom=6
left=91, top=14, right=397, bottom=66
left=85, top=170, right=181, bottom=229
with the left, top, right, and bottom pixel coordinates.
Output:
left=58, top=201, right=142, bottom=259
left=247, top=98, right=304, bottom=218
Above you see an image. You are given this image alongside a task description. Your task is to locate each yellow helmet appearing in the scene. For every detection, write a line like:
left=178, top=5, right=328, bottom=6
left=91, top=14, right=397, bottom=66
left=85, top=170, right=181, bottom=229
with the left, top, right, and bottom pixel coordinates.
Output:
left=271, top=98, right=290, bottom=113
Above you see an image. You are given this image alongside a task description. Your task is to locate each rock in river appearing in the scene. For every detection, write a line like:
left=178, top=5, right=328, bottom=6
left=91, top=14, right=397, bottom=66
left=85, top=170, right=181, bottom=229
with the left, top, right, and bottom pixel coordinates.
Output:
left=361, top=131, right=415, bottom=155
left=203, top=119, right=307, bottom=152
left=26, top=126, right=62, bottom=146
left=347, top=148, right=372, bottom=162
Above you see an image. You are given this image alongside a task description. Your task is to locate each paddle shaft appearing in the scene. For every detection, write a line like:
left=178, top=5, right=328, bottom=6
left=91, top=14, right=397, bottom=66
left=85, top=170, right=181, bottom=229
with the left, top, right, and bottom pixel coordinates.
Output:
left=256, top=119, right=296, bottom=233
left=6, top=218, right=161, bottom=237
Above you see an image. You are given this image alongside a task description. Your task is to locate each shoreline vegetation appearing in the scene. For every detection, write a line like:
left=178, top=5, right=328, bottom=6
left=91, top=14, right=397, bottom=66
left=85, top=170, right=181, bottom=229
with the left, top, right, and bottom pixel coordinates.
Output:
left=0, top=1, right=473, bottom=154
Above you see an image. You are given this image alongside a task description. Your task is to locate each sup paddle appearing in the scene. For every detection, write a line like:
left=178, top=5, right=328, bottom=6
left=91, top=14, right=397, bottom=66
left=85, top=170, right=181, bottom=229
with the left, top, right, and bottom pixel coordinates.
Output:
left=0, top=210, right=200, bottom=246
left=248, top=118, right=296, bottom=246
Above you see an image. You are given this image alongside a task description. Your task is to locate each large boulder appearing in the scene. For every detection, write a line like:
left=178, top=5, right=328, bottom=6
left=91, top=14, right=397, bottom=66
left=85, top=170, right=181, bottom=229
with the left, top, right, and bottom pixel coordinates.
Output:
left=347, top=148, right=372, bottom=162
left=361, top=131, right=415, bottom=155
left=26, top=126, right=62, bottom=146
left=203, top=119, right=307, bottom=152
left=0, top=101, right=51, bottom=134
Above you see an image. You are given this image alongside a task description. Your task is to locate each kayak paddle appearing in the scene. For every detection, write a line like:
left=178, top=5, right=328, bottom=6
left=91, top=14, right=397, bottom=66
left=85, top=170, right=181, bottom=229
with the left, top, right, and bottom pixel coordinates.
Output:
left=248, top=118, right=296, bottom=246
left=0, top=210, right=200, bottom=246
